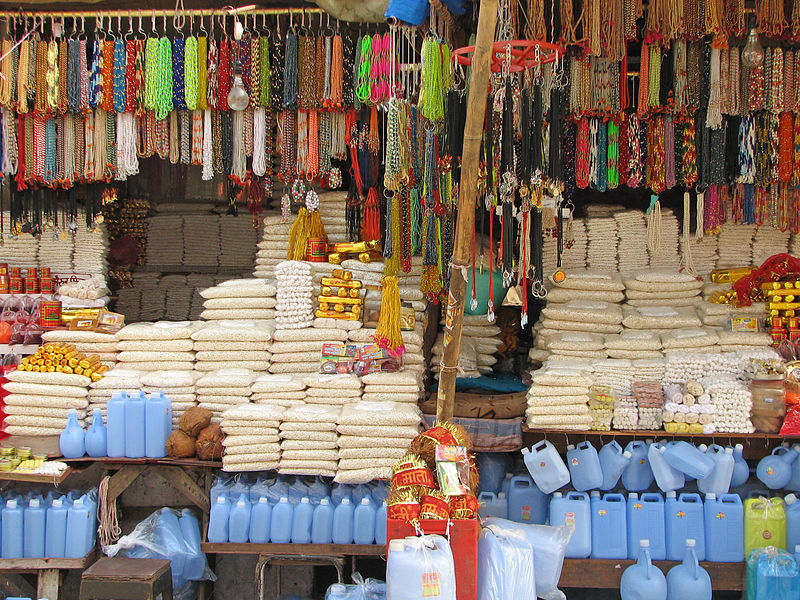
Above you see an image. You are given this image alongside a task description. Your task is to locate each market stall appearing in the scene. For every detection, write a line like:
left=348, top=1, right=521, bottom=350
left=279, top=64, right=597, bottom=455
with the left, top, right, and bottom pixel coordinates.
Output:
left=0, top=0, right=798, bottom=597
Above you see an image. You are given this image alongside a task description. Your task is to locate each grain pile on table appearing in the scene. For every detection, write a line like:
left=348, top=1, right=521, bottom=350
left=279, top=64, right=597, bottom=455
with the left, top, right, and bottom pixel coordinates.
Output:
left=199, top=279, right=277, bottom=322
left=614, top=211, right=649, bottom=272
left=525, top=367, right=593, bottom=430
left=139, top=370, right=200, bottom=427
left=0, top=232, right=38, bottom=266
left=336, top=401, right=423, bottom=484
left=275, top=260, right=315, bottom=329
left=116, top=321, right=201, bottom=371
left=751, top=226, right=790, bottom=267
left=195, top=369, right=256, bottom=421
left=269, top=327, right=347, bottom=375
left=250, top=374, right=307, bottom=408
left=646, top=209, right=681, bottom=268
left=586, top=215, right=619, bottom=272
left=73, top=221, right=109, bottom=277
left=303, top=374, right=362, bottom=407
left=361, top=369, right=424, bottom=404
left=279, top=405, right=341, bottom=477
left=604, top=330, right=663, bottom=359
left=41, top=329, right=119, bottom=367
left=3, top=370, right=90, bottom=436
left=623, top=270, right=703, bottom=307
left=87, top=367, right=144, bottom=418
left=716, top=224, right=756, bottom=269
left=591, top=359, right=635, bottom=396
left=681, top=235, right=718, bottom=275
left=220, top=403, right=284, bottom=472
left=191, top=320, right=274, bottom=372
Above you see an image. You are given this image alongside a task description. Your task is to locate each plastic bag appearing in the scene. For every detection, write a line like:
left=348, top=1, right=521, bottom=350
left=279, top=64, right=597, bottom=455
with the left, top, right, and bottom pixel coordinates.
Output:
left=484, top=517, right=574, bottom=600
left=745, top=546, right=800, bottom=600
left=387, top=535, right=456, bottom=600
left=103, top=508, right=216, bottom=591
left=780, top=405, right=800, bottom=435
left=478, top=524, right=536, bottom=600
left=744, top=497, right=787, bottom=558
left=324, top=573, right=386, bottom=600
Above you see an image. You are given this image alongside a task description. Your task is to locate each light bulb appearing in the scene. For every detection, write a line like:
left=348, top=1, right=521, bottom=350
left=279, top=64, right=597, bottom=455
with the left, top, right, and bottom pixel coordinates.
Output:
left=741, top=28, right=764, bottom=68
left=227, top=63, right=249, bottom=111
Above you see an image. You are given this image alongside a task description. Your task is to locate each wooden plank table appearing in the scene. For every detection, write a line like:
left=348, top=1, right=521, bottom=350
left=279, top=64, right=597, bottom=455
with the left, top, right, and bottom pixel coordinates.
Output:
left=559, top=559, right=744, bottom=590
left=201, top=543, right=384, bottom=556
left=0, top=549, right=96, bottom=599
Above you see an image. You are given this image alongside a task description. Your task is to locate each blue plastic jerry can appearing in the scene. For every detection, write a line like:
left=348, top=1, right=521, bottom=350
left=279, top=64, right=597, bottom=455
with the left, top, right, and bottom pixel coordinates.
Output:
left=627, top=493, right=666, bottom=560
left=591, top=493, right=627, bottom=559
left=507, top=475, right=548, bottom=525
left=550, top=491, right=591, bottom=558
left=599, top=441, right=632, bottom=491
left=566, top=442, right=604, bottom=492
left=666, top=539, right=712, bottom=600
left=703, top=493, right=744, bottom=562
left=622, top=441, right=654, bottom=492
left=620, top=540, right=667, bottom=600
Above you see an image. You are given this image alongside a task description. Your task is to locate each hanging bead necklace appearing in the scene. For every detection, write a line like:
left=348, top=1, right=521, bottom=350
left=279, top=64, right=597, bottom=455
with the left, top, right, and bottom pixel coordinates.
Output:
left=145, top=36, right=160, bottom=111
left=101, top=39, right=115, bottom=112
left=172, top=36, right=187, bottom=111
left=283, top=32, right=298, bottom=109
left=259, top=35, right=271, bottom=107
left=197, top=35, right=208, bottom=111
left=206, top=36, right=218, bottom=109
left=217, top=38, right=231, bottom=112
left=184, top=35, right=198, bottom=111
left=46, top=39, right=59, bottom=113
left=156, top=36, right=173, bottom=120
left=113, top=37, right=127, bottom=114
left=250, top=34, right=261, bottom=105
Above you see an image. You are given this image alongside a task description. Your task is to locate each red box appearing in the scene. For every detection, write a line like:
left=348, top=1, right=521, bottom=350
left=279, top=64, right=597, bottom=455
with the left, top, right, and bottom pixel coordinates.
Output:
left=387, top=518, right=479, bottom=600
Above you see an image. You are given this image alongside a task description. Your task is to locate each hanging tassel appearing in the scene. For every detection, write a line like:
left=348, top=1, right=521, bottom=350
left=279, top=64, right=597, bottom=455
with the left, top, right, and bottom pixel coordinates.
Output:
left=695, top=192, right=705, bottom=239
left=646, top=194, right=662, bottom=254
left=362, top=187, right=381, bottom=241
left=287, top=206, right=309, bottom=260
left=373, top=274, right=405, bottom=357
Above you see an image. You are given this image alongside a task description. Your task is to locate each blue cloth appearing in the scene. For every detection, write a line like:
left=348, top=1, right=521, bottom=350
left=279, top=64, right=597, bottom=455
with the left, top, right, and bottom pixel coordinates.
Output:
left=430, top=373, right=527, bottom=394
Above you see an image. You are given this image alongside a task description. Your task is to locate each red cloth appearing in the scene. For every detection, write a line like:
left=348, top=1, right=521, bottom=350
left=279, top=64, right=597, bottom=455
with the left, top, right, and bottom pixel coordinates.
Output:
left=732, top=253, right=800, bottom=306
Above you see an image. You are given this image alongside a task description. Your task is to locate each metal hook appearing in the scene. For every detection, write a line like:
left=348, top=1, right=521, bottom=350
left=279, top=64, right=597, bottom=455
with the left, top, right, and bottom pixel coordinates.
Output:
left=161, top=14, right=167, bottom=36
left=199, top=12, right=208, bottom=36
left=151, top=11, right=157, bottom=36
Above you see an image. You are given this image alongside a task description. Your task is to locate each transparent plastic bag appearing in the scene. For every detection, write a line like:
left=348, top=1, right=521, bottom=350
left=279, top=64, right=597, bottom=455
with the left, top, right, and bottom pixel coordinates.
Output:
left=324, top=572, right=386, bottom=600
left=484, top=517, right=574, bottom=600
left=387, top=535, right=456, bottom=600
left=103, top=508, right=216, bottom=591
left=745, top=546, right=800, bottom=600
left=478, top=524, right=536, bottom=600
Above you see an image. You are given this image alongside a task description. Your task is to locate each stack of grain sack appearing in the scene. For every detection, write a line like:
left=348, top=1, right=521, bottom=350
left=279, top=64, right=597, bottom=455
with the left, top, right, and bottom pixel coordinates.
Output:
left=531, top=269, right=625, bottom=362
left=199, top=279, right=277, bottom=322
left=303, top=374, right=362, bottom=407
left=646, top=209, right=681, bottom=268
left=41, top=329, right=118, bottom=368
left=2, top=371, right=90, bottom=435
left=220, top=404, right=284, bottom=472
left=115, top=322, right=200, bottom=371
left=253, top=215, right=292, bottom=282
left=279, top=405, right=342, bottom=478
left=195, top=369, right=255, bottom=422
left=250, top=375, right=306, bottom=408
left=139, top=371, right=199, bottom=428
left=430, top=316, right=501, bottom=379
left=525, top=366, right=593, bottom=430
left=336, top=400, right=423, bottom=484
left=192, top=320, right=273, bottom=372
left=269, top=328, right=348, bottom=375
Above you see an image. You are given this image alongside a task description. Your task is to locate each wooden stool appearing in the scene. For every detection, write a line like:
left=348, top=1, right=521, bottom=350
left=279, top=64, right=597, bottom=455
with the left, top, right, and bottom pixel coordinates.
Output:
left=79, top=557, right=173, bottom=600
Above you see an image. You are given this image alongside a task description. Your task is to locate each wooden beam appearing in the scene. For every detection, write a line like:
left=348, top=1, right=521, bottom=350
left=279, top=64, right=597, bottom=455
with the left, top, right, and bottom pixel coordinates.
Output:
left=0, top=573, right=37, bottom=599
left=36, top=569, right=61, bottom=600
left=436, top=0, right=498, bottom=422
left=152, top=465, right=210, bottom=512
left=105, top=464, right=147, bottom=504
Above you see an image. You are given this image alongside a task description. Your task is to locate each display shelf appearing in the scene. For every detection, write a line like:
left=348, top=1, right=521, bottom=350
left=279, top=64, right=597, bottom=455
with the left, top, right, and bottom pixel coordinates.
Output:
left=0, top=463, right=86, bottom=485
left=63, top=456, right=222, bottom=469
left=0, top=548, right=96, bottom=571
left=0, top=344, right=40, bottom=355
left=559, top=559, right=744, bottom=591
left=201, top=543, right=384, bottom=557
left=522, top=427, right=800, bottom=457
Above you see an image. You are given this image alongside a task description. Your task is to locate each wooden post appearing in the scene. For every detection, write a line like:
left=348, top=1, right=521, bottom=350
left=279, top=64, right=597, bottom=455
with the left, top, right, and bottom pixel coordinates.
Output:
left=436, top=0, right=498, bottom=422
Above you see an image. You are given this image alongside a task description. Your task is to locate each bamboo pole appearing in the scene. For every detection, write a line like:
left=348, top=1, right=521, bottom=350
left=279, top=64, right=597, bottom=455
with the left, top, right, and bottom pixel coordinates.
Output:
left=436, top=0, right=498, bottom=422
